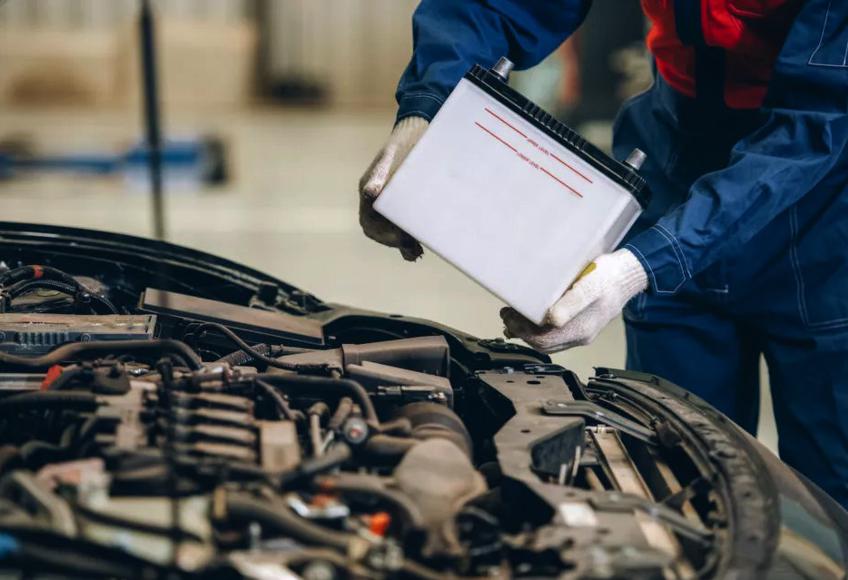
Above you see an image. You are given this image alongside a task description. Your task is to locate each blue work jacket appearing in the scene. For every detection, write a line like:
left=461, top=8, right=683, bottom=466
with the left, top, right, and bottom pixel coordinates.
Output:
left=395, top=0, right=848, bottom=296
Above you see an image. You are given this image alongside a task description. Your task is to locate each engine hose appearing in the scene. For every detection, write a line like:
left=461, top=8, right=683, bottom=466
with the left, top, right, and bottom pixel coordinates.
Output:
left=362, top=434, right=418, bottom=458
left=254, top=374, right=378, bottom=425
left=190, top=323, right=301, bottom=371
left=394, top=402, right=473, bottom=457
left=0, top=339, right=203, bottom=370
left=279, top=443, right=352, bottom=489
left=45, top=366, right=87, bottom=391
left=0, top=391, right=97, bottom=411
left=315, top=474, right=425, bottom=529
left=327, top=397, right=354, bottom=431
left=254, top=378, right=304, bottom=422
left=215, top=344, right=315, bottom=366
left=225, top=493, right=371, bottom=558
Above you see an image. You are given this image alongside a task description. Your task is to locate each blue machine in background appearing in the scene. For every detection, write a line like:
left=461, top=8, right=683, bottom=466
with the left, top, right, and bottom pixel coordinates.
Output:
left=0, top=136, right=227, bottom=187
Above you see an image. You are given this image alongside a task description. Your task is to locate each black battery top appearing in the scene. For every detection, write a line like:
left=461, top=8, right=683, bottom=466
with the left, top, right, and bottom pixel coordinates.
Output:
left=464, top=63, right=651, bottom=210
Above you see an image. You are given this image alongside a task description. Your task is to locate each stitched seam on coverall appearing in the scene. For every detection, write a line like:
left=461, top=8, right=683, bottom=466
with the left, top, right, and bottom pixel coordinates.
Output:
left=653, top=224, right=693, bottom=278
left=401, top=92, right=446, bottom=104
left=789, top=207, right=848, bottom=329
left=789, top=207, right=811, bottom=325
left=808, top=0, right=848, bottom=68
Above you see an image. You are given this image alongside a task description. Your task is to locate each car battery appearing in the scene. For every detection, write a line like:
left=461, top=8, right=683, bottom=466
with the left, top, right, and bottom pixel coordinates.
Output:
left=374, top=58, right=650, bottom=325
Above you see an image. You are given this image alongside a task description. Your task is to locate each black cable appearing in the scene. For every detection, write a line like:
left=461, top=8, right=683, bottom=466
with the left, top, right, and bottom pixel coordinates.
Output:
left=225, top=493, right=364, bottom=553
left=0, top=525, right=167, bottom=578
left=73, top=502, right=205, bottom=543
left=0, top=265, right=79, bottom=287
left=279, top=443, right=352, bottom=489
left=191, top=322, right=300, bottom=371
left=215, top=343, right=315, bottom=366
left=0, top=391, right=97, bottom=412
left=0, top=339, right=202, bottom=370
left=0, top=265, right=118, bottom=314
left=5, top=279, right=118, bottom=314
left=254, top=373, right=378, bottom=425
left=254, top=377, right=304, bottom=422
left=44, top=366, right=87, bottom=391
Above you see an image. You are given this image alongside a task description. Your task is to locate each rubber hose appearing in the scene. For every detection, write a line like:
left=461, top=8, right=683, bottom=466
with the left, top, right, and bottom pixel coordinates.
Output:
left=255, top=374, right=377, bottom=424
left=362, top=434, right=418, bottom=458
left=280, top=443, right=352, bottom=488
left=225, top=494, right=363, bottom=553
left=328, top=397, right=354, bottom=431
left=0, top=391, right=97, bottom=411
left=0, top=339, right=203, bottom=370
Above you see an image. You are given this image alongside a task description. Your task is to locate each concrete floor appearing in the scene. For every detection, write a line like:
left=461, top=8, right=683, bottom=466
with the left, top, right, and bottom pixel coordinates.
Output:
left=0, top=106, right=777, bottom=452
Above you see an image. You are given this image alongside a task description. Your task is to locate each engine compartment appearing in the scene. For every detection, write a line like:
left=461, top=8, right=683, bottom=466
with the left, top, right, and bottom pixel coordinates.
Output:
left=0, top=223, right=820, bottom=579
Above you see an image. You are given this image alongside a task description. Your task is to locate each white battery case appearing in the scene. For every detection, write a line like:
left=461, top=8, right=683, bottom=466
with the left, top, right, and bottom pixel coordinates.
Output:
left=375, top=61, right=648, bottom=325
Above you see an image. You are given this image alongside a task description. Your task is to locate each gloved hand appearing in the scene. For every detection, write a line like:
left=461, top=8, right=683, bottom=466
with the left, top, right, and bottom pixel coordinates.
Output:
left=500, top=249, right=648, bottom=353
left=359, top=116, right=429, bottom=261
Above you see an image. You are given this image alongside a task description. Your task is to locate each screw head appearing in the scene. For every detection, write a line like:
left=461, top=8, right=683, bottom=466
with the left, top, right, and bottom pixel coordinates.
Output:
left=342, top=417, right=369, bottom=445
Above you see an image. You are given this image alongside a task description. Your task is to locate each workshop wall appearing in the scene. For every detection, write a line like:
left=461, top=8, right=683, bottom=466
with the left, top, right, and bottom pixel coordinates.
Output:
left=261, top=0, right=419, bottom=107
left=0, top=0, right=419, bottom=111
left=0, top=0, right=254, bottom=110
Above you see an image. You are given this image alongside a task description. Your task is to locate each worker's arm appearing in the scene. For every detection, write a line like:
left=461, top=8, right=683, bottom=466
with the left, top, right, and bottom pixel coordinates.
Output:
left=395, top=0, right=591, bottom=123
left=625, top=0, right=848, bottom=294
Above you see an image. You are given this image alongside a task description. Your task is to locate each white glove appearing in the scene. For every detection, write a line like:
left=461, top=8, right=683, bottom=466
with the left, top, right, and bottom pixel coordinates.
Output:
left=501, top=249, right=648, bottom=353
left=359, top=116, right=429, bottom=261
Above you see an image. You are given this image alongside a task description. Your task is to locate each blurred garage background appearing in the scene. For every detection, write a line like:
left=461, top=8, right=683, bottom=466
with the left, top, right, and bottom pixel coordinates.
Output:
left=0, top=0, right=777, bottom=449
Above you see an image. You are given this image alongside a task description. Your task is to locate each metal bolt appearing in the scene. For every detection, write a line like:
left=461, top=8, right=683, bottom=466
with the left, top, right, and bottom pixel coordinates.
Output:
left=624, top=148, right=647, bottom=171
left=491, top=56, right=514, bottom=81
left=302, top=561, right=336, bottom=580
left=248, top=522, right=262, bottom=551
left=80, top=333, right=92, bottom=342
left=342, top=417, right=369, bottom=445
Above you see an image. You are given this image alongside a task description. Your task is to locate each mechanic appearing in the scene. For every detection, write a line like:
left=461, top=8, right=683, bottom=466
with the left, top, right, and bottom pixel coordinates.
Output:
left=358, top=0, right=848, bottom=507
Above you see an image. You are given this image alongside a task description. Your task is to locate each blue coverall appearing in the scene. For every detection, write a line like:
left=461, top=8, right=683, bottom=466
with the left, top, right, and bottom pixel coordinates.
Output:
left=395, top=0, right=848, bottom=507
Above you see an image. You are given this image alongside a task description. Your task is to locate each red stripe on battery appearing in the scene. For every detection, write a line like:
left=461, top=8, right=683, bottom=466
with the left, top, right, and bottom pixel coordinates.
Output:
left=540, top=167, right=583, bottom=198
left=484, top=108, right=527, bottom=138
left=550, top=153, right=593, bottom=183
left=475, top=122, right=517, bottom=152
left=477, top=122, right=583, bottom=199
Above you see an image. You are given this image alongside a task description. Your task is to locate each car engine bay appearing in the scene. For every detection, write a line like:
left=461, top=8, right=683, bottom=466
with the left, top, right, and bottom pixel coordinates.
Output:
left=0, top=223, right=843, bottom=579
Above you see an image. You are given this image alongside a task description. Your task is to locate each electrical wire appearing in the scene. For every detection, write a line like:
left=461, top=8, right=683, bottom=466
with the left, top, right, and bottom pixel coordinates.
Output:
left=0, top=265, right=118, bottom=314
left=224, top=492, right=369, bottom=555
left=0, top=391, right=97, bottom=412
left=0, top=339, right=202, bottom=370
left=254, top=373, right=378, bottom=425
left=254, top=377, right=304, bottom=422
left=189, top=322, right=301, bottom=371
